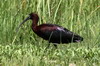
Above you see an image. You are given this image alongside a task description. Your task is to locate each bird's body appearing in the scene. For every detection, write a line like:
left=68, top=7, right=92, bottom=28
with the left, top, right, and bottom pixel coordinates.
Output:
left=32, top=24, right=82, bottom=44
left=17, top=13, right=83, bottom=48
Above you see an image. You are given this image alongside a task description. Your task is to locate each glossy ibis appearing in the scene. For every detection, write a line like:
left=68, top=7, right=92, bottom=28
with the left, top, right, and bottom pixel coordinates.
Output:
left=17, top=13, right=83, bottom=48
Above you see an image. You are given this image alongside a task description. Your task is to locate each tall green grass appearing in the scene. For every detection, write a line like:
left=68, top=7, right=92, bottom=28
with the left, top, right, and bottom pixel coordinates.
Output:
left=0, top=0, right=100, bottom=65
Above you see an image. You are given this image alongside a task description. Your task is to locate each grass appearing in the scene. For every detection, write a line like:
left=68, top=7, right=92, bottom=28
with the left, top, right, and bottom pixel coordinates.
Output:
left=0, top=0, right=100, bottom=66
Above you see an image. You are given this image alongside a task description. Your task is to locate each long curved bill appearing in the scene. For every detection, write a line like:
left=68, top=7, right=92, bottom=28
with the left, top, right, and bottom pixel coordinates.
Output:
left=16, top=16, right=31, bottom=32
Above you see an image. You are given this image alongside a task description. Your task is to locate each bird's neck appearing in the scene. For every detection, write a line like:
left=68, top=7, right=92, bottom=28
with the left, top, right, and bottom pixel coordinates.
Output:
left=31, top=19, right=38, bottom=31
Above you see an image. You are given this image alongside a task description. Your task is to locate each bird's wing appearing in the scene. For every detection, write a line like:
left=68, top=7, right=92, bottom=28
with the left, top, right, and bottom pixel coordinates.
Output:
left=36, top=24, right=83, bottom=43
left=38, top=24, right=75, bottom=39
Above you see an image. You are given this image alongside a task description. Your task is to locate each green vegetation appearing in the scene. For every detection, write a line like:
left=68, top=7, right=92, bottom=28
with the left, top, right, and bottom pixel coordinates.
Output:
left=0, top=0, right=100, bottom=65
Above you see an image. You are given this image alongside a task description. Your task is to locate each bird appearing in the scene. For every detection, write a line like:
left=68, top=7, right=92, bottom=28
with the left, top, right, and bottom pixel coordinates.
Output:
left=17, top=12, right=83, bottom=48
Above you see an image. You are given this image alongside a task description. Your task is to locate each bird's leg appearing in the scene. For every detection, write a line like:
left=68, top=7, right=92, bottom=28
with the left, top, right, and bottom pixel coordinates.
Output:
left=44, top=42, right=57, bottom=51
left=46, top=43, right=50, bottom=49
left=53, top=43, right=57, bottom=48
left=43, top=43, right=51, bottom=52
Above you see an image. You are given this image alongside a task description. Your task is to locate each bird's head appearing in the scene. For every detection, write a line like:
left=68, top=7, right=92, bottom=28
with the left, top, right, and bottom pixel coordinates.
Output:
left=29, top=13, right=39, bottom=20
left=16, top=12, right=39, bottom=32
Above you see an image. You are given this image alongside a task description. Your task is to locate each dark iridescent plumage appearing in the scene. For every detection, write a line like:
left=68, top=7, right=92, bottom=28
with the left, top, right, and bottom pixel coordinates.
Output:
left=17, top=13, right=83, bottom=47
